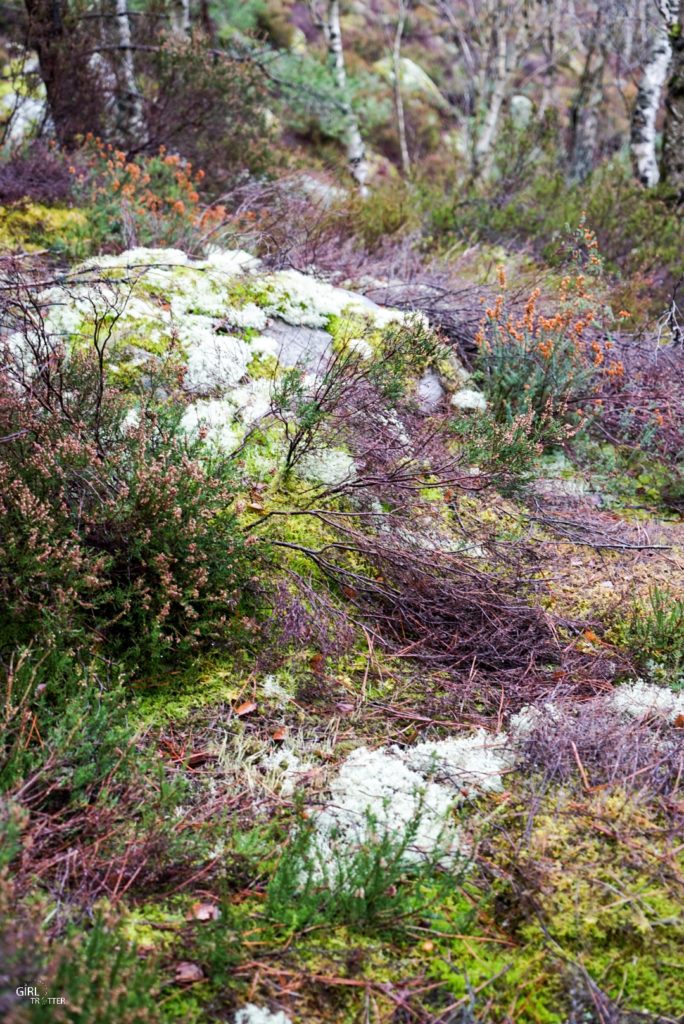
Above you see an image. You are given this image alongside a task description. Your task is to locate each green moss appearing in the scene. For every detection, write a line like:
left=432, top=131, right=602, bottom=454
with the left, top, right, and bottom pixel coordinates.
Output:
left=0, top=203, right=87, bottom=251
left=227, top=277, right=275, bottom=310
left=134, top=657, right=247, bottom=724
left=326, top=311, right=382, bottom=353
left=119, top=903, right=186, bottom=954
left=247, top=349, right=278, bottom=379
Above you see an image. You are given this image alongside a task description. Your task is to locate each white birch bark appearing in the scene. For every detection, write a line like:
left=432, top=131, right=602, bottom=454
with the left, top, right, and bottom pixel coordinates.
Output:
left=630, top=0, right=678, bottom=187
left=170, top=0, right=191, bottom=37
left=325, top=0, right=369, bottom=194
left=474, top=23, right=509, bottom=177
left=113, top=0, right=145, bottom=143
left=393, top=0, right=411, bottom=177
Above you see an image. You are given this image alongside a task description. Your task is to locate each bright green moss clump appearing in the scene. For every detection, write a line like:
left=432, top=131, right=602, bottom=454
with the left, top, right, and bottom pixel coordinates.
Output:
left=0, top=203, right=87, bottom=251
left=430, top=787, right=684, bottom=1022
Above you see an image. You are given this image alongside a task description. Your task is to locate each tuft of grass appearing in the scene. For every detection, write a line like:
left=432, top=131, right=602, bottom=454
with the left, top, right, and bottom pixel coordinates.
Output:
left=624, top=586, right=684, bottom=685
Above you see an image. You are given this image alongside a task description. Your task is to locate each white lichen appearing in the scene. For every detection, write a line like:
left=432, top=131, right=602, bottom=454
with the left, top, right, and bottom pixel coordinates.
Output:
left=304, top=727, right=518, bottom=874
left=451, top=388, right=487, bottom=412
left=234, top=1005, right=293, bottom=1024
left=312, top=746, right=465, bottom=868
left=399, top=729, right=513, bottom=797
left=608, top=679, right=684, bottom=723
left=297, top=447, right=356, bottom=486
left=261, top=747, right=314, bottom=798
left=261, top=269, right=410, bottom=331
left=180, top=399, right=241, bottom=449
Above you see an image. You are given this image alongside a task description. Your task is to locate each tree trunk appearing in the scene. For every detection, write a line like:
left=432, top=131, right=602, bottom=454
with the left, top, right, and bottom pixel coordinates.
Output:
left=170, top=0, right=191, bottom=37
left=325, top=0, right=369, bottom=195
left=24, top=0, right=102, bottom=145
left=662, top=0, right=684, bottom=194
left=392, top=0, right=411, bottom=177
left=473, top=5, right=530, bottom=181
left=568, top=18, right=605, bottom=184
left=473, top=23, right=509, bottom=178
left=631, top=0, right=677, bottom=187
left=112, top=0, right=146, bottom=144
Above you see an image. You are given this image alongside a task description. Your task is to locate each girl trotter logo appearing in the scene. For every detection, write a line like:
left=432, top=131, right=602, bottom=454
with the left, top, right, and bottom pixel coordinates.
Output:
left=16, top=985, right=66, bottom=1005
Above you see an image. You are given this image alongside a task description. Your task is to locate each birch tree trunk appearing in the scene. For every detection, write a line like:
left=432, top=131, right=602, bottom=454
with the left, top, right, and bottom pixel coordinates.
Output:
left=662, top=0, right=684, bottom=193
left=325, top=0, right=369, bottom=194
left=568, top=13, right=606, bottom=184
left=568, top=56, right=605, bottom=182
left=472, top=3, right=530, bottom=180
left=112, top=0, right=146, bottom=144
left=170, top=0, right=191, bottom=37
left=538, top=0, right=561, bottom=121
left=473, top=23, right=509, bottom=178
left=631, top=0, right=678, bottom=187
left=392, top=0, right=411, bottom=177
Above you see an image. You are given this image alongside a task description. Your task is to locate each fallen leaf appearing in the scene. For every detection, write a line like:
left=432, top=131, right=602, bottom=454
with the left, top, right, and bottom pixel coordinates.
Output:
left=235, top=701, right=257, bottom=717
left=173, top=962, right=205, bottom=985
left=189, top=902, right=221, bottom=922
left=674, top=714, right=684, bottom=728
left=310, top=653, right=325, bottom=675
left=272, top=726, right=288, bottom=741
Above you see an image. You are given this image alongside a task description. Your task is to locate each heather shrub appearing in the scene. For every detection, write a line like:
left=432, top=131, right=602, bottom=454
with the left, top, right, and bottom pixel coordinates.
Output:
left=266, top=808, right=461, bottom=935
left=67, top=137, right=226, bottom=256
left=140, top=36, right=272, bottom=189
left=0, top=143, right=74, bottom=205
left=428, top=158, right=684, bottom=318
left=449, top=408, right=567, bottom=493
left=0, top=340, right=253, bottom=669
left=474, top=242, right=623, bottom=433
left=620, top=586, right=684, bottom=684
left=0, top=649, right=154, bottom=801
left=346, top=179, right=419, bottom=252
left=4, top=915, right=162, bottom=1024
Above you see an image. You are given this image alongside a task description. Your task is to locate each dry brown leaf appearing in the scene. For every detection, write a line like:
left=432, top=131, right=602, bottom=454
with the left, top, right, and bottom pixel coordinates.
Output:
left=272, top=726, right=288, bottom=741
left=309, top=653, right=325, bottom=675
left=173, top=962, right=205, bottom=985
left=189, top=902, right=220, bottom=922
left=235, top=701, right=257, bottom=717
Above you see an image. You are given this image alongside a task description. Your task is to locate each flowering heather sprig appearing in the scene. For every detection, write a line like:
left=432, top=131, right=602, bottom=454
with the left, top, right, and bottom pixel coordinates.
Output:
left=69, top=136, right=226, bottom=251
left=0, top=335, right=253, bottom=667
left=475, top=251, right=625, bottom=430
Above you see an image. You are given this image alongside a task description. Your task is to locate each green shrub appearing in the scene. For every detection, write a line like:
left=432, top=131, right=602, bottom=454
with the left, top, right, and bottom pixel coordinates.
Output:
left=20, top=916, right=162, bottom=1024
left=65, top=137, right=228, bottom=258
left=473, top=274, right=601, bottom=432
left=426, top=156, right=684, bottom=319
left=266, top=807, right=461, bottom=936
left=347, top=179, right=419, bottom=252
left=0, top=347, right=254, bottom=670
left=450, top=409, right=566, bottom=492
left=623, top=586, right=684, bottom=684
